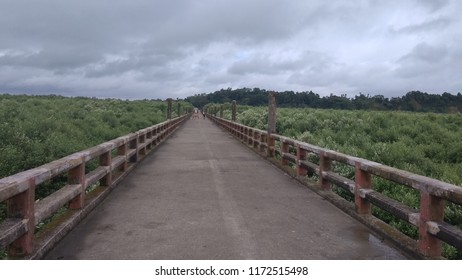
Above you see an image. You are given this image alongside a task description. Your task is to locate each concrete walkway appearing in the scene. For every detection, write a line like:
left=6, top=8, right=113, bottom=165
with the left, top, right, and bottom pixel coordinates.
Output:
left=45, top=118, right=406, bottom=259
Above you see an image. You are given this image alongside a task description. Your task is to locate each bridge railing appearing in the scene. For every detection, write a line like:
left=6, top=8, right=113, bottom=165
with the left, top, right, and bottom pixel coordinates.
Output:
left=0, top=114, right=190, bottom=259
left=208, top=114, right=462, bottom=259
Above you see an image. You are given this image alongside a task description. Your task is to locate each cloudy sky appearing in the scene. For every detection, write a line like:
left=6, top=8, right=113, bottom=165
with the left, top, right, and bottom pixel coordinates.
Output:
left=1, top=0, right=461, bottom=100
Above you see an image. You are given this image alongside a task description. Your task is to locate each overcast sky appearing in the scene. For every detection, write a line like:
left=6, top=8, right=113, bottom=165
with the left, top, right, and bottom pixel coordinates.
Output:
left=1, top=0, right=461, bottom=100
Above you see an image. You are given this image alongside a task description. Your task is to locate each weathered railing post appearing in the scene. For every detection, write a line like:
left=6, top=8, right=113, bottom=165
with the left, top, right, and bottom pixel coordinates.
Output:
left=248, top=128, right=253, bottom=145
left=177, top=102, right=181, bottom=118
left=231, top=100, right=237, bottom=121
left=129, top=137, right=138, bottom=163
left=267, top=92, right=276, bottom=157
left=155, top=126, right=161, bottom=143
left=100, top=151, right=112, bottom=187
left=167, top=98, right=172, bottom=120
left=118, top=142, right=128, bottom=172
left=259, top=133, right=266, bottom=153
left=418, top=191, right=445, bottom=257
left=146, top=130, right=152, bottom=150
left=281, top=140, right=289, bottom=166
left=319, top=153, right=332, bottom=190
left=139, top=133, right=146, bottom=157
left=68, top=161, right=85, bottom=209
left=253, top=130, right=259, bottom=149
left=354, top=162, right=371, bottom=214
left=220, top=104, right=224, bottom=118
left=296, top=144, right=307, bottom=176
left=7, top=180, right=35, bottom=257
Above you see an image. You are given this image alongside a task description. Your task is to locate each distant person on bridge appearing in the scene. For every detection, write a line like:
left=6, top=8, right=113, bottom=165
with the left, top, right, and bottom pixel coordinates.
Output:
left=202, top=111, right=206, bottom=119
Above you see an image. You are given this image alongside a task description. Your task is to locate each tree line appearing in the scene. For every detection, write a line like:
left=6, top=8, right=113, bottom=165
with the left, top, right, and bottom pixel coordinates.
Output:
left=186, top=88, right=462, bottom=113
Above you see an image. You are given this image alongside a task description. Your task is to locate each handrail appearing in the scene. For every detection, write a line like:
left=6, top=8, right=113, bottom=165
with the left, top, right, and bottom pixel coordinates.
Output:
left=0, top=114, right=190, bottom=259
left=208, top=114, right=462, bottom=259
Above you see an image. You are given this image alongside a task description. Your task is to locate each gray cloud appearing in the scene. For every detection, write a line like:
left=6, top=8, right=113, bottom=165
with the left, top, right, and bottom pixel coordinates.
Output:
left=391, top=17, right=452, bottom=34
left=398, top=43, right=448, bottom=65
left=419, top=0, right=450, bottom=11
left=1, top=0, right=461, bottom=99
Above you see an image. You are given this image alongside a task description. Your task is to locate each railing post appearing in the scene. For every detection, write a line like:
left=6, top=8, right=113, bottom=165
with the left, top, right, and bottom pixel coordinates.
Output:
left=7, top=179, right=35, bottom=257
left=220, top=104, right=224, bottom=118
left=253, top=131, right=259, bottom=149
left=296, top=144, right=307, bottom=176
left=281, top=141, right=289, bottom=166
left=129, top=136, right=138, bottom=163
left=319, top=153, right=332, bottom=190
left=267, top=92, right=276, bottom=158
left=418, top=191, right=445, bottom=257
left=146, top=130, right=152, bottom=150
left=259, top=133, right=266, bottom=153
left=139, top=133, right=146, bottom=157
left=354, top=162, right=371, bottom=214
left=177, top=102, right=181, bottom=118
left=231, top=100, right=237, bottom=121
left=68, top=161, right=85, bottom=209
left=99, top=151, right=112, bottom=187
left=118, top=142, right=128, bottom=172
left=155, top=126, right=160, bottom=144
left=167, top=98, right=172, bottom=120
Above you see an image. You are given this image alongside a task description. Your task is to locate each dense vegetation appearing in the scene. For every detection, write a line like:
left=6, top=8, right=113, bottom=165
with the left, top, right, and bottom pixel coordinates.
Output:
left=206, top=103, right=462, bottom=259
left=0, top=94, right=192, bottom=230
left=188, top=88, right=462, bottom=113
left=0, top=94, right=191, bottom=179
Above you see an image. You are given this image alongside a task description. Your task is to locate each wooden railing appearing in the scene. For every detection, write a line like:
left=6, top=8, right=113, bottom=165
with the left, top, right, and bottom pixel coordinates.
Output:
left=209, top=114, right=462, bottom=259
left=0, top=114, right=190, bottom=259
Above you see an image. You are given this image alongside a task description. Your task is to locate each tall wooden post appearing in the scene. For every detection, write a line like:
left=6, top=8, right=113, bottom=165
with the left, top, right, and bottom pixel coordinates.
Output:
left=220, top=104, right=224, bottom=118
left=167, top=98, right=172, bottom=119
left=268, top=91, right=276, bottom=133
left=231, top=100, right=237, bottom=121
left=177, top=102, right=181, bottom=117
left=267, top=92, right=276, bottom=157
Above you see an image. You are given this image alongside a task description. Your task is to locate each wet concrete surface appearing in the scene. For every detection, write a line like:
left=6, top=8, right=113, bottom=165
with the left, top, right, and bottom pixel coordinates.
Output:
left=45, top=118, right=407, bottom=259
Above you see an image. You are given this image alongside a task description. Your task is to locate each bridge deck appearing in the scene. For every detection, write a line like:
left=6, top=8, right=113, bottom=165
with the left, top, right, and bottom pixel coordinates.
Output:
left=45, top=118, right=406, bottom=259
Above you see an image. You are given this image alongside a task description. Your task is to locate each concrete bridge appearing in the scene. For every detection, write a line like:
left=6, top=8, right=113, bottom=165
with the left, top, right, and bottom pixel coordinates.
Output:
left=44, top=118, right=404, bottom=259
left=1, top=107, right=461, bottom=260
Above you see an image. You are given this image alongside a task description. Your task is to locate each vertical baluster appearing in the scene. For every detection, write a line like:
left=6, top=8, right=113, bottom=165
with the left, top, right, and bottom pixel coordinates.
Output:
left=354, top=162, right=371, bottom=214
left=418, top=191, right=444, bottom=258
left=7, top=179, right=35, bottom=257
left=259, top=133, right=266, bottom=153
left=296, top=144, right=307, bottom=176
left=118, top=142, right=128, bottom=172
left=129, top=136, right=138, bottom=163
left=281, top=141, right=289, bottom=166
left=319, top=153, right=332, bottom=190
left=100, top=151, right=112, bottom=187
left=68, top=162, right=85, bottom=209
